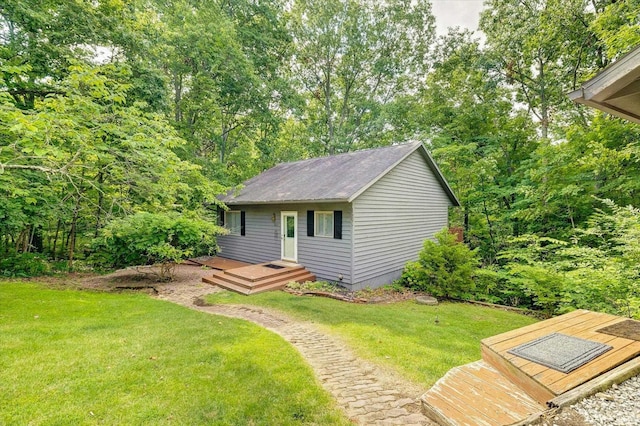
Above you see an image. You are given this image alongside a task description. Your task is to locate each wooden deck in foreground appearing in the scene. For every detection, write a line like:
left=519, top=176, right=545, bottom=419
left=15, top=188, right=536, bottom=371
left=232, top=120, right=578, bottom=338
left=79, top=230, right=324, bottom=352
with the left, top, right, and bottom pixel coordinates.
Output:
left=422, top=310, right=640, bottom=425
left=422, top=361, right=545, bottom=426
left=202, top=259, right=315, bottom=295
left=482, top=309, right=640, bottom=402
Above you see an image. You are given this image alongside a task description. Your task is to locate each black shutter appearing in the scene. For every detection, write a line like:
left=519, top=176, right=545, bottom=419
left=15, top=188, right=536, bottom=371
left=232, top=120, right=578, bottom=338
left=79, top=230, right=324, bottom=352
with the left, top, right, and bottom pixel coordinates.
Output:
left=333, top=210, right=342, bottom=239
left=307, top=210, right=314, bottom=237
left=218, top=207, right=225, bottom=226
left=240, top=211, right=246, bottom=236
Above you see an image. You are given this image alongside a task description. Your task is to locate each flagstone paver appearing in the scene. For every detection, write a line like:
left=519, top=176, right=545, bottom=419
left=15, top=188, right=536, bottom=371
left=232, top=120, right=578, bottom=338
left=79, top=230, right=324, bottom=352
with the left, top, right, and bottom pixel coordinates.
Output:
left=156, top=283, right=434, bottom=425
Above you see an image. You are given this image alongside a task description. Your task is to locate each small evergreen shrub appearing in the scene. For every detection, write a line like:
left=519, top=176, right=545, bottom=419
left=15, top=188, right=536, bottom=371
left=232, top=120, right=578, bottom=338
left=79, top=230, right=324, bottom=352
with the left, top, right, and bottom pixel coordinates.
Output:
left=401, top=229, right=479, bottom=299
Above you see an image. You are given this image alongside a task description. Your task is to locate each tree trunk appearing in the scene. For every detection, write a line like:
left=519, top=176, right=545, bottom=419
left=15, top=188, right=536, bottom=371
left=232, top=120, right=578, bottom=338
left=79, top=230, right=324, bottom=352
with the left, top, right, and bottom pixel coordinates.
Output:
left=94, top=171, right=104, bottom=238
left=324, top=62, right=335, bottom=155
left=52, top=219, right=61, bottom=260
left=62, top=224, right=69, bottom=258
left=220, top=120, right=228, bottom=164
left=538, top=52, right=549, bottom=140
left=68, top=220, right=77, bottom=269
left=68, top=202, right=80, bottom=269
left=174, top=73, right=183, bottom=122
left=16, top=228, right=29, bottom=253
left=30, top=226, right=43, bottom=253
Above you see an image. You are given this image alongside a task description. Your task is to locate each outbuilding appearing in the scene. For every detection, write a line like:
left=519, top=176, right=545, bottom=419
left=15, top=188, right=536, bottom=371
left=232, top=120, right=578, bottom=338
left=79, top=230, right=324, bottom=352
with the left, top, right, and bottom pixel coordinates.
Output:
left=215, top=141, right=460, bottom=290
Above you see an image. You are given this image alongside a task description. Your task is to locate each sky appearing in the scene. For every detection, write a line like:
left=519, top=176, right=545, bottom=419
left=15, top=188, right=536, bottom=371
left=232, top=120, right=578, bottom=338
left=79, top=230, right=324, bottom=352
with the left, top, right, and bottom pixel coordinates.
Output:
left=431, top=0, right=486, bottom=36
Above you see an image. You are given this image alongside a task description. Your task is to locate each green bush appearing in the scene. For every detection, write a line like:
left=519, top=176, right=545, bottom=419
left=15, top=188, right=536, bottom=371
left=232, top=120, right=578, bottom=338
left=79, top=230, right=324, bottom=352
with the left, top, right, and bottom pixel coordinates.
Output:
left=401, top=229, right=479, bottom=298
left=495, top=201, right=640, bottom=318
left=91, top=212, right=224, bottom=280
left=0, top=251, right=51, bottom=277
left=504, top=263, right=568, bottom=314
left=473, top=266, right=533, bottom=307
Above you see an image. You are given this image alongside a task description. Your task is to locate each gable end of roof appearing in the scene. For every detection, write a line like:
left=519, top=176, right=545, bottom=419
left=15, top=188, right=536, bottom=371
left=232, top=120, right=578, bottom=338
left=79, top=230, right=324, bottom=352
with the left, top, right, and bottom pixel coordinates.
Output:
left=220, top=141, right=460, bottom=206
left=347, top=142, right=460, bottom=207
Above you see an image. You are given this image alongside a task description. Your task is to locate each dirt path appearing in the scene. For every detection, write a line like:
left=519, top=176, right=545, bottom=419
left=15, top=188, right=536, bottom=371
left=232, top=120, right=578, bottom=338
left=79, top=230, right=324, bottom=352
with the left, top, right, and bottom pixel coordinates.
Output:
left=154, top=281, right=434, bottom=426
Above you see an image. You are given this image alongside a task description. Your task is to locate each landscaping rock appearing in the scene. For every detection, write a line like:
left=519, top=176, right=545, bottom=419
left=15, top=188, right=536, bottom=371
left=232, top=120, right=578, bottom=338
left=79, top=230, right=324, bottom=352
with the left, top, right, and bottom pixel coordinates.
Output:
left=416, top=296, right=438, bottom=306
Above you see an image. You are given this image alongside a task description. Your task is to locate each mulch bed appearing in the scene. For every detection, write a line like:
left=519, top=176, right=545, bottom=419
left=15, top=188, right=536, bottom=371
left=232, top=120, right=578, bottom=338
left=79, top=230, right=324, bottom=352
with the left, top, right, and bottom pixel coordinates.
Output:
left=284, top=288, right=369, bottom=303
left=284, top=286, right=423, bottom=304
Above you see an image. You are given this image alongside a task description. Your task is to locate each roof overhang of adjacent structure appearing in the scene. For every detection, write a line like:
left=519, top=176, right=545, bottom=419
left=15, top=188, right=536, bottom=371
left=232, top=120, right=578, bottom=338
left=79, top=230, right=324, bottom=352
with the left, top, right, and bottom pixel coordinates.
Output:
left=569, top=46, right=640, bottom=124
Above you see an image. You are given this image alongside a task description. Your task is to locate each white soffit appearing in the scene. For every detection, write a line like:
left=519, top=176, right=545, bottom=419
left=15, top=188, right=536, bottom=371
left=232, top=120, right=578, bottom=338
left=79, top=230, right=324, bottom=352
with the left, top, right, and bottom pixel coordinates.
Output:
left=569, top=46, right=640, bottom=125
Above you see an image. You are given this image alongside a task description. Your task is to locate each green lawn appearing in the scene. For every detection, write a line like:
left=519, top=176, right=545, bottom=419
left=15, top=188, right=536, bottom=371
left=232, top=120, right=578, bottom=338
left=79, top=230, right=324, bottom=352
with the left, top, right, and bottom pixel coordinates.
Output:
left=206, top=290, right=537, bottom=387
left=0, top=282, right=349, bottom=425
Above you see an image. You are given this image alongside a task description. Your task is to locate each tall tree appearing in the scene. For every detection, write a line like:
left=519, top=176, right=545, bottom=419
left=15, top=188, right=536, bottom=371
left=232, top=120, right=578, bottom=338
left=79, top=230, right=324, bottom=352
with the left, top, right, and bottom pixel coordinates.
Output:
left=289, top=0, right=436, bottom=155
left=417, top=30, right=537, bottom=261
left=591, top=0, right=640, bottom=60
left=0, top=0, right=156, bottom=109
left=0, top=63, right=221, bottom=260
left=155, top=0, right=293, bottom=184
left=512, top=115, right=640, bottom=239
left=480, top=0, right=614, bottom=138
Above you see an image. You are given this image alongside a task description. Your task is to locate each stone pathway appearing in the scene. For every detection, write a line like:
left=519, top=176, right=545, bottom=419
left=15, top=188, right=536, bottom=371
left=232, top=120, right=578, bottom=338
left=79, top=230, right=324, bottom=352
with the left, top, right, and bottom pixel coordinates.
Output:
left=156, top=283, right=434, bottom=425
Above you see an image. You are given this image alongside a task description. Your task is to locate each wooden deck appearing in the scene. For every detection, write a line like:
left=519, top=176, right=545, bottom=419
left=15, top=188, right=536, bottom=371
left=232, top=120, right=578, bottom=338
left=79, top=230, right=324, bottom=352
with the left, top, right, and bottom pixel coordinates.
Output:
left=202, top=260, right=315, bottom=295
left=422, top=310, right=640, bottom=425
left=188, top=256, right=251, bottom=270
left=482, top=309, right=640, bottom=403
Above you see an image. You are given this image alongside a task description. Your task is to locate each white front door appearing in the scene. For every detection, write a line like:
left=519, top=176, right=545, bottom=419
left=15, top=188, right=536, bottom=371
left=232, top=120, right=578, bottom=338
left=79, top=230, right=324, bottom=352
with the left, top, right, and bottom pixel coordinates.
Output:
left=281, top=211, right=297, bottom=262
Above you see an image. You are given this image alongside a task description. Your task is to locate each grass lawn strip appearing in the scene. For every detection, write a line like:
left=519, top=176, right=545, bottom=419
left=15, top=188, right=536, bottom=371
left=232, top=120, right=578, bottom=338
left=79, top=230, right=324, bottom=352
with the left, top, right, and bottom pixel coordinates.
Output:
left=205, top=290, right=537, bottom=387
left=188, top=302, right=434, bottom=424
left=0, top=282, right=349, bottom=425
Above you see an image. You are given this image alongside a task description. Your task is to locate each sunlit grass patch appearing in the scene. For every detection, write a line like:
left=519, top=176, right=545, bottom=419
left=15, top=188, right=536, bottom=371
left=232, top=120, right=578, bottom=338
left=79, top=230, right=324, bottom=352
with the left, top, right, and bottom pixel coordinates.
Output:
left=0, top=282, right=348, bottom=425
left=207, top=290, right=536, bottom=387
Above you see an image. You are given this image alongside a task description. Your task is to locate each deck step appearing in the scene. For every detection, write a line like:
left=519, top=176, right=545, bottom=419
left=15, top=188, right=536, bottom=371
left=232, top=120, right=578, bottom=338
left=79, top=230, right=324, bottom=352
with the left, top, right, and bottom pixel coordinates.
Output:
left=206, top=269, right=314, bottom=291
left=203, top=264, right=315, bottom=295
left=421, top=360, right=545, bottom=426
left=202, top=277, right=253, bottom=295
left=225, top=264, right=305, bottom=282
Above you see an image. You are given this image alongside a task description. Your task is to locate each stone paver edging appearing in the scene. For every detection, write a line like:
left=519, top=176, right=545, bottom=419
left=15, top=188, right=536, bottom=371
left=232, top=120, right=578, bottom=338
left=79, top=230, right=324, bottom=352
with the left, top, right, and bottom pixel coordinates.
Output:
left=156, top=284, right=434, bottom=425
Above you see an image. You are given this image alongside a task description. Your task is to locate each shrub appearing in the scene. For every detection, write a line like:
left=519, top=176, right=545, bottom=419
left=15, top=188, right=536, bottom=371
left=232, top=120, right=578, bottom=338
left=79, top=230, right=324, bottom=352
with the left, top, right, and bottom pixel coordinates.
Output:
left=401, top=229, right=479, bottom=299
left=0, top=251, right=51, bottom=277
left=504, top=263, right=568, bottom=315
left=91, top=212, right=224, bottom=280
left=473, top=266, right=532, bottom=307
left=495, top=201, right=640, bottom=318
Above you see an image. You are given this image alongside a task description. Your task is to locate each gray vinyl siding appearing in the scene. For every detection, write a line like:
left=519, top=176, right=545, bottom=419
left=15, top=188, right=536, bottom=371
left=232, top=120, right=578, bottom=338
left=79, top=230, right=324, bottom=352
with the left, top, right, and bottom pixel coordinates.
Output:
left=351, top=150, right=452, bottom=287
left=217, top=205, right=281, bottom=264
left=298, top=203, right=352, bottom=283
left=218, top=203, right=353, bottom=283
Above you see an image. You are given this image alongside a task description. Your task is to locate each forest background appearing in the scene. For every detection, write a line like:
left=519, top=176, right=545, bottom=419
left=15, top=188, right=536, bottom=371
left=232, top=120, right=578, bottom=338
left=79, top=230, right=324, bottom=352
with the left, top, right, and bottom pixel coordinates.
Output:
left=1, top=0, right=639, bottom=316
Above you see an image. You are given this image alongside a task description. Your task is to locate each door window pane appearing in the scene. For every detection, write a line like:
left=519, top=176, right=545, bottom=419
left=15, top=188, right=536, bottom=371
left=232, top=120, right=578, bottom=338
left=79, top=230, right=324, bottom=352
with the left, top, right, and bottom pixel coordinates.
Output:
left=286, top=216, right=295, bottom=238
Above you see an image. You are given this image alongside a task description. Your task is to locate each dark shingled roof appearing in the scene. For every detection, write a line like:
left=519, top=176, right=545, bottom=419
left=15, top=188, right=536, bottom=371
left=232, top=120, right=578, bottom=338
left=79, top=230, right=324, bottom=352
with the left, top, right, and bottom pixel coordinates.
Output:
left=221, top=141, right=459, bottom=206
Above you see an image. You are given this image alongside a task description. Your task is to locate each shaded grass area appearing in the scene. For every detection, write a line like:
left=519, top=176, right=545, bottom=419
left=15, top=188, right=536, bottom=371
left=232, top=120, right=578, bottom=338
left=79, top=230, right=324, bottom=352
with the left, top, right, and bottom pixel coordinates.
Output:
left=0, top=282, right=349, bottom=425
left=206, top=291, right=537, bottom=387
